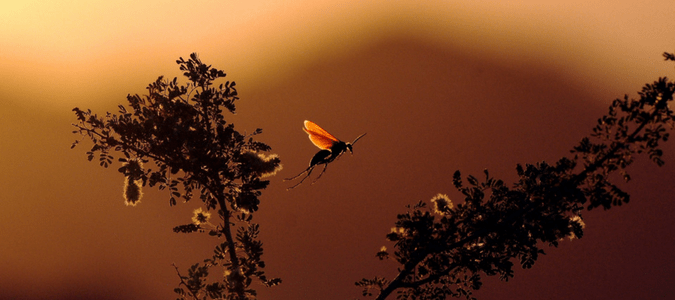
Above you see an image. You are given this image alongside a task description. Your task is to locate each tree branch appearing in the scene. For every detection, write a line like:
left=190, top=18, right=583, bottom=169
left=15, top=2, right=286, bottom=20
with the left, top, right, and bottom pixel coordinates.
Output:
left=374, top=93, right=672, bottom=299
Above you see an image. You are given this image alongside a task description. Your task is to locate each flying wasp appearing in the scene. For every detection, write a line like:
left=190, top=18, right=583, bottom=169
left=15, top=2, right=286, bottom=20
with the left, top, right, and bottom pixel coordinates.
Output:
left=285, top=120, right=366, bottom=190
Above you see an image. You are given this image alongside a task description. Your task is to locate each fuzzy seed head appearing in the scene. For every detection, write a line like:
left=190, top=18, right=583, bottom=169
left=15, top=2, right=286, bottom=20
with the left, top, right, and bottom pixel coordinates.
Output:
left=123, top=177, right=143, bottom=206
left=567, top=215, right=586, bottom=240
left=123, top=159, right=144, bottom=180
left=239, top=151, right=283, bottom=178
left=191, top=207, right=211, bottom=225
left=390, top=226, right=407, bottom=237
left=430, top=193, right=453, bottom=215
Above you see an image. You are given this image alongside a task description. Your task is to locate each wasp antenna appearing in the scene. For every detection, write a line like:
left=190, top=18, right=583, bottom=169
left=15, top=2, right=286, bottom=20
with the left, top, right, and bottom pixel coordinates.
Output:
left=352, top=133, right=367, bottom=145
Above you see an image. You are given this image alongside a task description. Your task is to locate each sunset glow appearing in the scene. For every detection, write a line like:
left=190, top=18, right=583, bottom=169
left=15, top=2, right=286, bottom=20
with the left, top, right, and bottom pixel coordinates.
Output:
left=3, top=1, right=674, bottom=109
left=2, top=1, right=674, bottom=300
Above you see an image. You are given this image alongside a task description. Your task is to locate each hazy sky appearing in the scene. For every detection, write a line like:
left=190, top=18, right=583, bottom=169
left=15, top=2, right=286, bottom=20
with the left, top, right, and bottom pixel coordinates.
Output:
left=3, top=0, right=674, bottom=110
left=1, top=1, right=674, bottom=300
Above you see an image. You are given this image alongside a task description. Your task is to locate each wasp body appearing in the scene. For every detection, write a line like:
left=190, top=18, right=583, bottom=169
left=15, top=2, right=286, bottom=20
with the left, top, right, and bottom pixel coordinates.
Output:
left=285, top=120, right=366, bottom=190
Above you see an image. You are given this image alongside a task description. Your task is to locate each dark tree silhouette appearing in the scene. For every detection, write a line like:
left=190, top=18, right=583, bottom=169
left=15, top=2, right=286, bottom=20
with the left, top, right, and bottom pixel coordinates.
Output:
left=72, top=52, right=674, bottom=300
left=357, top=52, right=675, bottom=300
left=72, top=53, right=281, bottom=300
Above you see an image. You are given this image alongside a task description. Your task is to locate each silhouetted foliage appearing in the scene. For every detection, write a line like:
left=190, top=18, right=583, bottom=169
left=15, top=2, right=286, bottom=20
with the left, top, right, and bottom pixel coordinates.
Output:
left=72, top=53, right=281, bottom=300
left=357, top=52, right=675, bottom=300
left=72, top=51, right=675, bottom=300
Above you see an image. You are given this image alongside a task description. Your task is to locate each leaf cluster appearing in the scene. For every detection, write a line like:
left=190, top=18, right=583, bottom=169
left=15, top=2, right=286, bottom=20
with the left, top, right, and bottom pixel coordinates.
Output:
left=72, top=53, right=281, bottom=300
left=174, top=219, right=281, bottom=300
left=360, top=52, right=675, bottom=300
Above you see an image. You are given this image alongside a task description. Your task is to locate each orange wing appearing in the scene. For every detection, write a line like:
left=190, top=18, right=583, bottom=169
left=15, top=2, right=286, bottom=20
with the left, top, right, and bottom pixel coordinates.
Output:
left=303, top=120, right=339, bottom=150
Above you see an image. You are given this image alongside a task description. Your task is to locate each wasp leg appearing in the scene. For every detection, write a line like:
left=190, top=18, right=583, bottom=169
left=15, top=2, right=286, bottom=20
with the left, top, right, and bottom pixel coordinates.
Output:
left=286, top=165, right=316, bottom=190
left=311, top=163, right=329, bottom=185
left=284, top=165, right=312, bottom=181
left=286, top=149, right=335, bottom=190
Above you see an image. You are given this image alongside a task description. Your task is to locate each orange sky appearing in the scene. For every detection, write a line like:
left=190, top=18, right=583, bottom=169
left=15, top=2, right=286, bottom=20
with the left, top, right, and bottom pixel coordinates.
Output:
left=1, top=1, right=674, bottom=300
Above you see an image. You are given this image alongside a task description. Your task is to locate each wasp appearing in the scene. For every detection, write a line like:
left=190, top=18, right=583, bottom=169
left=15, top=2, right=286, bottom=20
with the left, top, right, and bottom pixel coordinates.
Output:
left=285, top=120, right=366, bottom=190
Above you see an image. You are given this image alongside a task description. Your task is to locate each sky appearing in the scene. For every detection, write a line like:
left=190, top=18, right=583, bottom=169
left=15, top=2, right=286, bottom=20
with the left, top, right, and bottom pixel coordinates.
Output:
left=1, top=1, right=674, bottom=299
